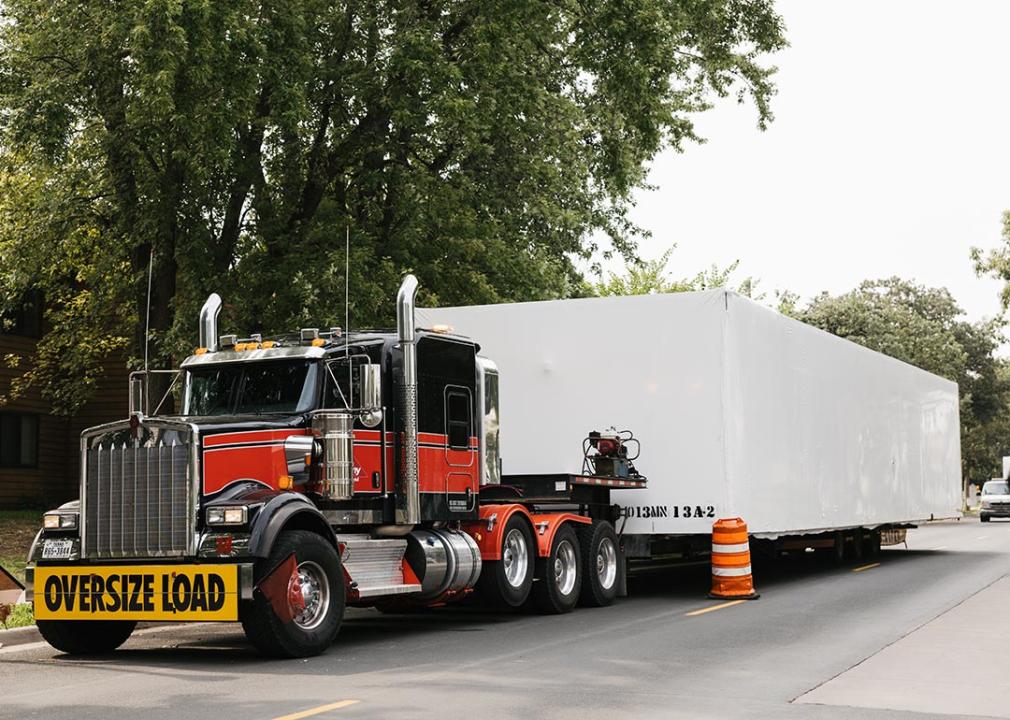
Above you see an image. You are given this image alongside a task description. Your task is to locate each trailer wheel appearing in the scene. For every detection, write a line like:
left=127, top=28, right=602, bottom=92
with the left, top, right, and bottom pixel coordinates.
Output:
left=850, top=530, right=864, bottom=561
left=533, top=524, right=582, bottom=614
left=578, top=521, right=620, bottom=607
left=36, top=620, right=136, bottom=655
left=864, top=530, right=881, bottom=558
left=832, top=531, right=846, bottom=564
left=241, top=529, right=344, bottom=658
left=479, top=514, right=535, bottom=608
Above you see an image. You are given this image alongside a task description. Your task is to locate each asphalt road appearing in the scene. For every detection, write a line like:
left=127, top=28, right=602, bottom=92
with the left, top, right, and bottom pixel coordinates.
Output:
left=2, top=518, right=1008, bottom=720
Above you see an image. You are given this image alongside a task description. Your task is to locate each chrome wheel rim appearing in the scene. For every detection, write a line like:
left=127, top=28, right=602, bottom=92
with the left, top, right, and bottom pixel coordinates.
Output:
left=596, top=537, right=617, bottom=590
left=502, top=528, right=529, bottom=588
left=292, top=560, right=330, bottom=630
left=554, top=539, right=578, bottom=596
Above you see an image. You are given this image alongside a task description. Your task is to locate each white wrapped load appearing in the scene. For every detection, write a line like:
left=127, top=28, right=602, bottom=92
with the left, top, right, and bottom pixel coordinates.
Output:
left=419, top=290, right=962, bottom=538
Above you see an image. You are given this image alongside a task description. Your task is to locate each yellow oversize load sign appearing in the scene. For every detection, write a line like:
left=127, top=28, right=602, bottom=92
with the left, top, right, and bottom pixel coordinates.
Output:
left=34, top=565, right=239, bottom=621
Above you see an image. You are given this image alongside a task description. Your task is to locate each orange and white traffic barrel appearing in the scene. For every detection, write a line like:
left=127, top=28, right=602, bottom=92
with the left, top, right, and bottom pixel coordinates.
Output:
left=709, top=517, right=760, bottom=600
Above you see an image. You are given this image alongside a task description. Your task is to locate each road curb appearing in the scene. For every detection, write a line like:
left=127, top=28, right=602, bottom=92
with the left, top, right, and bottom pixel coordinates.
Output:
left=0, top=623, right=40, bottom=648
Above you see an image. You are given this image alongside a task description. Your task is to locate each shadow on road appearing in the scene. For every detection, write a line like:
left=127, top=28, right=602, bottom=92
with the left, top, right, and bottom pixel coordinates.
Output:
left=18, top=541, right=1002, bottom=675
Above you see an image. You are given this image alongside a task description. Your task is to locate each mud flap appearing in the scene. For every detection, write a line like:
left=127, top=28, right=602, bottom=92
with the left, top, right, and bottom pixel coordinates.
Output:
left=257, top=553, right=306, bottom=623
left=617, top=541, right=628, bottom=598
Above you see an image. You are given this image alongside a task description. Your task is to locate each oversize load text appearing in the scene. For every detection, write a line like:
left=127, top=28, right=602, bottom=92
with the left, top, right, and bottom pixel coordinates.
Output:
left=34, top=566, right=238, bottom=620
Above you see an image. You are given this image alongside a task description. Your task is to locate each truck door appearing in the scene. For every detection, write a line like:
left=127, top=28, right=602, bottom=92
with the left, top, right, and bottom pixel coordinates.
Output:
left=416, top=334, right=479, bottom=520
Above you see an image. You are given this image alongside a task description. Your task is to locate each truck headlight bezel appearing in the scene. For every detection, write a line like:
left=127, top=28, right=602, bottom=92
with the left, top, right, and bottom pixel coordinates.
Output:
left=43, top=512, right=79, bottom=530
left=206, top=506, right=248, bottom=526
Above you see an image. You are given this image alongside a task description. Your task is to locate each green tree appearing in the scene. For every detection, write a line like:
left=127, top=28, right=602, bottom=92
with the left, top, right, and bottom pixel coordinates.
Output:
left=0, top=0, right=787, bottom=413
left=797, top=277, right=1008, bottom=481
left=971, top=210, right=1010, bottom=308
left=590, top=244, right=762, bottom=297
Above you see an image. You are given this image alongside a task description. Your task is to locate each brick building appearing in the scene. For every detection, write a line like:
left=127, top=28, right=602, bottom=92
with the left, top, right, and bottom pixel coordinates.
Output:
left=0, top=295, right=128, bottom=508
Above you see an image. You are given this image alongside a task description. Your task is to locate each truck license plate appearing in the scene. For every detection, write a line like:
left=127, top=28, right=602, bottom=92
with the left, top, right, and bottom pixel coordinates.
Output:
left=33, top=564, right=239, bottom=621
left=41, top=539, right=73, bottom=560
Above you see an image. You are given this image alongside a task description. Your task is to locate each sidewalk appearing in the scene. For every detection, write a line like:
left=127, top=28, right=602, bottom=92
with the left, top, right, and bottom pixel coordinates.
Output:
left=798, top=574, right=1010, bottom=717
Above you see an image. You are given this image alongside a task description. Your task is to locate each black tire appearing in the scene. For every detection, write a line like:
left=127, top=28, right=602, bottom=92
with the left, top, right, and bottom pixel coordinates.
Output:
left=813, top=547, right=834, bottom=561
left=849, top=529, right=864, bottom=562
left=981, top=514, right=991, bottom=523
left=478, top=514, right=535, bottom=608
left=241, top=530, right=345, bottom=658
left=865, top=529, right=882, bottom=558
left=578, top=521, right=620, bottom=607
left=532, top=524, right=582, bottom=614
left=36, top=619, right=136, bottom=655
left=832, top=531, right=846, bottom=564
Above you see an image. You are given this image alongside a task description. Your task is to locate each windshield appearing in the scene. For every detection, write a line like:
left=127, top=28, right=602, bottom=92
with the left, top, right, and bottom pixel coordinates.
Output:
left=982, top=481, right=1010, bottom=495
left=185, top=361, right=319, bottom=416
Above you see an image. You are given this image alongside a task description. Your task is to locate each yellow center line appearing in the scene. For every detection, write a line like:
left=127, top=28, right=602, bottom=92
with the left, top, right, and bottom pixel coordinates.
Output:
left=852, top=562, right=881, bottom=573
left=685, top=599, right=747, bottom=617
left=272, top=700, right=360, bottom=720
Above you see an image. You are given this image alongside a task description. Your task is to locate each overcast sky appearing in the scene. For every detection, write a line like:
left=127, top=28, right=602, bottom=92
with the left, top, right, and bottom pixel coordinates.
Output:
left=619, top=0, right=1010, bottom=324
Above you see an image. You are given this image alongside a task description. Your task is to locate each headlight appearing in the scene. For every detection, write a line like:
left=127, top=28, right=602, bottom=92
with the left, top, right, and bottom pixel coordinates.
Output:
left=981, top=500, right=993, bottom=508
left=43, top=512, right=78, bottom=530
left=206, top=506, right=248, bottom=526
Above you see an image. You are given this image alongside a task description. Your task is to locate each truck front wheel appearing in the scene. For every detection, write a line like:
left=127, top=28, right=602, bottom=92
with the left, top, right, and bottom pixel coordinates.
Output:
left=241, top=530, right=345, bottom=658
left=36, top=619, right=136, bottom=655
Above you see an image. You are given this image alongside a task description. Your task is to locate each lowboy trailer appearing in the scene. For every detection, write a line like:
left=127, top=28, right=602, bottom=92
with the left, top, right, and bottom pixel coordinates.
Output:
left=26, top=276, right=643, bottom=657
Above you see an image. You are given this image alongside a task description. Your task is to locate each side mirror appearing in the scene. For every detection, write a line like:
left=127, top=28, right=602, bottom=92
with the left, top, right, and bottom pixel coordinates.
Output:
left=357, top=364, right=382, bottom=427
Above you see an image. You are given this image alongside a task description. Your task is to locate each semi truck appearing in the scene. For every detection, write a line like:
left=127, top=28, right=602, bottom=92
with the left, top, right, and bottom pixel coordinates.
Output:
left=25, top=275, right=644, bottom=657
left=24, top=277, right=962, bottom=658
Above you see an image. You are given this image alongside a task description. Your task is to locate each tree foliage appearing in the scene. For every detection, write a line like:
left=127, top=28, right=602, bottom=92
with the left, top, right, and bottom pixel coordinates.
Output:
left=0, top=0, right=786, bottom=413
left=589, top=244, right=762, bottom=297
left=796, top=277, right=1008, bottom=481
left=971, top=210, right=1010, bottom=308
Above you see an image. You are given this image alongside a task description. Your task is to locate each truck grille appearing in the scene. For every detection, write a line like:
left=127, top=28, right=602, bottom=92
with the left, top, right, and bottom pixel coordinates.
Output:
left=82, top=423, right=196, bottom=559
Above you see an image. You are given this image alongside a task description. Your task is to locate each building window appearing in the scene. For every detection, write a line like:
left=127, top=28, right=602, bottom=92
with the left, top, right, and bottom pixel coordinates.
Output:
left=1, top=290, right=43, bottom=338
left=0, top=413, right=39, bottom=468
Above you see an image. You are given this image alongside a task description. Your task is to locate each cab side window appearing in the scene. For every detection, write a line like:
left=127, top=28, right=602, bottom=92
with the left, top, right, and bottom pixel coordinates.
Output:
left=446, top=389, right=471, bottom=449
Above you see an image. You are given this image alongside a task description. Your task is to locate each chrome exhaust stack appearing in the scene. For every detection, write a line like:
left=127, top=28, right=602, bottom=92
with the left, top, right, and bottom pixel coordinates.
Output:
left=199, top=293, right=223, bottom=352
left=396, top=274, right=420, bottom=525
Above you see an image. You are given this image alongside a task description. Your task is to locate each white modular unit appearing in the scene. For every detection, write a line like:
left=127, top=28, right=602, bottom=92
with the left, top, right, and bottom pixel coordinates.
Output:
left=418, top=290, right=962, bottom=537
